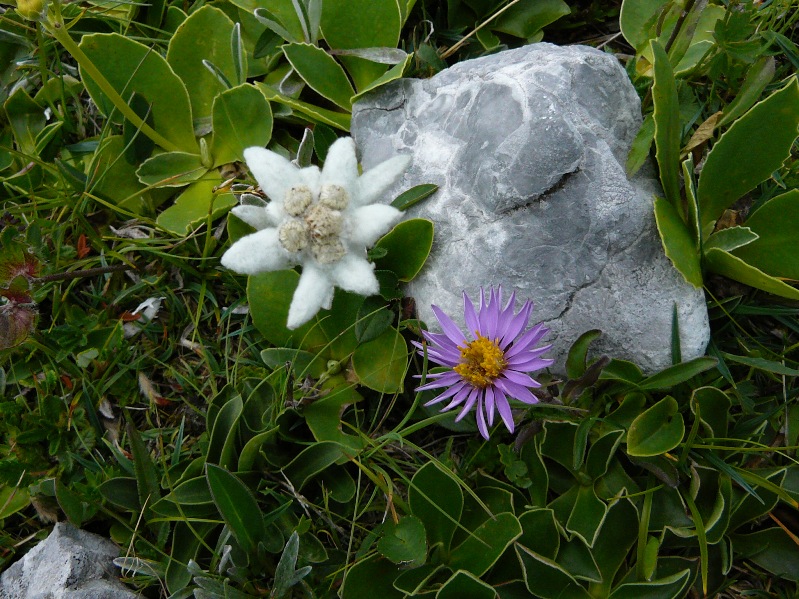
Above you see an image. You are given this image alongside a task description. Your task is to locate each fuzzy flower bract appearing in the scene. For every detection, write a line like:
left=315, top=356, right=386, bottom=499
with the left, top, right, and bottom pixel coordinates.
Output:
left=414, top=288, right=554, bottom=439
left=221, top=138, right=409, bottom=329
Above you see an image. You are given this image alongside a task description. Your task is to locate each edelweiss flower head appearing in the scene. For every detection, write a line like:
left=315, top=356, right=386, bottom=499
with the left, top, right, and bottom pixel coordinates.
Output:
left=414, top=287, right=554, bottom=440
left=221, top=137, right=410, bottom=329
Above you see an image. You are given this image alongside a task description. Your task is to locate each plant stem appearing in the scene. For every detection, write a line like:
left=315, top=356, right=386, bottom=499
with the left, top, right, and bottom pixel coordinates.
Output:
left=33, top=263, right=135, bottom=283
left=43, top=11, right=181, bottom=153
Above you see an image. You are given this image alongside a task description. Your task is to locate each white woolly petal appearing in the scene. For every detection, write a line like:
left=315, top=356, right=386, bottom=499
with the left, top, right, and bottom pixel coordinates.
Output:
left=321, top=286, right=334, bottom=310
left=330, top=254, right=379, bottom=296
left=355, top=155, right=411, bottom=207
left=230, top=205, right=273, bottom=230
left=221, top=228, right=290, bottom=275
left=243, top=147, right=300, bottom=203
left=347, top=205, right=402, bottom=247
left=320, top=137, right=358, bottom=190
left=298, top=166, right=321, bottom=195
left=265, top=201, right=286, bottom=223
left=287, top=265, right=333, bottom=329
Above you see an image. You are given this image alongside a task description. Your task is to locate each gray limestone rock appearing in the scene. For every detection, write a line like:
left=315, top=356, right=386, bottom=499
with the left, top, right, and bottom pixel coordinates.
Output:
left=0, top=522, right=139, bottom=599
left=352, top=43, right=709, bottom=373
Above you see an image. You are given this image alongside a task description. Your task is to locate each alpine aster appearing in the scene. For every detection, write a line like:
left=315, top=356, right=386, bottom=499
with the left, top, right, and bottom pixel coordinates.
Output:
left=414, top=288, right=553, bottom=439
left=221, top=137, right=409, bottom=329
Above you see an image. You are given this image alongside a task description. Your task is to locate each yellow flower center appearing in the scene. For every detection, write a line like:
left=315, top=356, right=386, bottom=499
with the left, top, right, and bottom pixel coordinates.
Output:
left=454, top=334, right=507, bottom=388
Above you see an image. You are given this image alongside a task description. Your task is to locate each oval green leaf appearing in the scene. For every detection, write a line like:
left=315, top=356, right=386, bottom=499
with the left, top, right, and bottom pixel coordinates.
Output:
left=374, top=218, right=434, bottom=282
left=282, top=43, right=355, bottom=110
left=211, top=84, right=272, bottom=167
left=377, top=515, right=427, bottom=565
left=137, top=152, right=206, bottom=187
left=166, top=5, right=239, bottom=121
left=627, top=396, right=685, bottom=457
left=352, top=327, right=407, bottom=393
left=78, top=33, right=197, bottom=153
left=651, top=40, right=682, bottom=207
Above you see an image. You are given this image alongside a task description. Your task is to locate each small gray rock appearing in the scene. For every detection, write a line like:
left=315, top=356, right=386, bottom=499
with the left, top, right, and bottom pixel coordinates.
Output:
left=352, top=43, right=709, bottom=373
left=0, top=522, right=139, bottom=599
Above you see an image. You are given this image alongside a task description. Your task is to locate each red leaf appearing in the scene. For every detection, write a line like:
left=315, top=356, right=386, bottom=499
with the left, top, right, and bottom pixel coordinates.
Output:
left=76, top=234, right=90, bottom=259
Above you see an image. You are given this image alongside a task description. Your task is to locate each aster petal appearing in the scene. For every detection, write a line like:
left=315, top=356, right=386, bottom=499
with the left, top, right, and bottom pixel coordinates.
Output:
left=422, top=381, right=467, bottom=405
left=355, top=154, right=411, bottom=207
left=423, top=348, right=461, bottom=366
left=287, top=264, right=334, bottom=329
left=320, top=137, right=358, bottom=189
left=500, top=300, right=532, bottom=347
left=502, top=369, right=538, bottom=388
left=230, top=205, right=274, bottom=230
left=221, top=228, right=290, bottom=275
left=463, top=291, right=480, bottom=339
left=506, top=346, right=554, bottom=370
left=441, top=385, right=473, bottom=411
left=455, top=387, right=480, bottom=422
left=476, top=397, right=489, bottom=440
left=495, top=377, right=540, bottom=403
left=431, top=304, right=468, bottom=346
left=243, top=147, right=301, bottom=203
left=495, top=393, right=515, bottom=433
left=495, top=290, right=517, bottom=340
left=421, top=330, right=460, bottom=351
left=348, top=205, right=402, bottom=247
left=505, top=324, right=549, bottom=359
left=416, top=371, right=463, bottom=391
left=329, top=254, right=379, bottom=296
left=484, top=385, right=496, bottom=426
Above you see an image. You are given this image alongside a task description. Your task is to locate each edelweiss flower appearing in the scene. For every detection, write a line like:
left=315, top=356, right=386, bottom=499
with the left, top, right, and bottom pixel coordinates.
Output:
left=221, top=138, right=409, bottom=329
left=414, top=288, right=554, bottom=439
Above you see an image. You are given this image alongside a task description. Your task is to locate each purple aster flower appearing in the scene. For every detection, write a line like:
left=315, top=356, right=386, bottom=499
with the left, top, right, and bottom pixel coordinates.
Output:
left=413, top=287, right=554, bottom=440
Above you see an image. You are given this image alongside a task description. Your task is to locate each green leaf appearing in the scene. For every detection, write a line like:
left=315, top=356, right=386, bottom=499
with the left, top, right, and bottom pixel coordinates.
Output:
left=78, top=33, right=197, bottom=152
left=166, top=6, right=239, bottom=121
left=489, top=0, right=570, bottom=38
left=156, top=178, right=238, bottom=235
left=261, top=347, right=326, bottom=378
left=719, top=352, right=799, bottom=377
left=449, top=512, right=522, bottom=576
left=304, top=377, right=366, bottom=452
left=282, top=43, right=355, bottom=110
left=566, top=486, right=608, bottom=547
left=626, top=114, right=654, bottom=177
left=619, top=0, right=663, bottom=51
left=437, top=570, right=496, bottom=599
left=589, top=498, right=639, bottom=596
left=565, top=329, right=602, bottom=380
left=56, top=479, right=90, bottom=526
left=136, top=152, right=206, bottom=187
left=719, top=56, right=775, bottom=127
left=281, top=441, right=347, bottom=491
left=697, top=78, right=799, bottom=228
left=98, top=477, right=141, bottom=511
left=517, top=509, right=560, bottom=559
left=355, top=296, right=394, bottom=343
left=273, top=532, right=311, bottom=597
left=705, top=247, right=799, bottom=301
left=690, top=387, right=730, bottom=439
left=122, top=92, right=156, bottom=164
left=4, top=87, right=45, bottom=156
left=206, top=394, right=243, bottom=469
left=206, top=463, right=267, bottom=558
left=374, top=219, right=434, bottom=282
left=378, top=515, right=427, bottom=565
left=637, top=356, right=718, bottom=391
left=341, top=556, right=402, bottom=599
left=731, top=528, right=799, bottom=582
left=256, top=82, right=351, bottom=130
left=320, top=0, right=402, bottom=92
left=211, top=84, right=273, bottom=167
left=409, top=462, right=463, bottom=552
left=651, top=40, right=682, bottom=207
left=654, top=196, right=702, bottom=288
left=390, top=183, right=438, bottom=211
left=733, top=190, right=799, bottom=280
left=516, top=545, right=592, bottom=599
left=608, top=569, right=692, bottom=599
left=352, top=327, right=407, bottom=393
left=704, top=226, right=758, bottom=253
left=350, top=54, right=413, bottom=104
left=627, top=396, right=685, bottom=457
left=126, top=419, right=161, bottom=511
left=87, top=135, right=155, bottom=213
